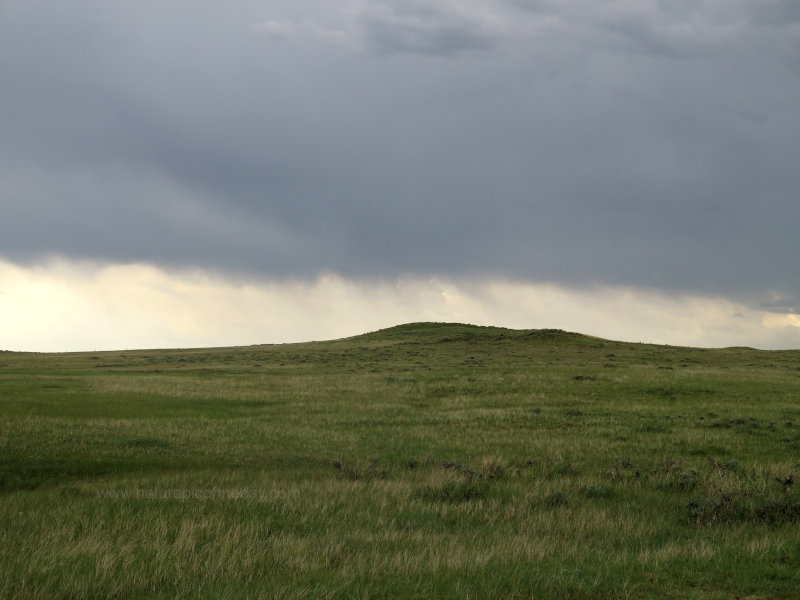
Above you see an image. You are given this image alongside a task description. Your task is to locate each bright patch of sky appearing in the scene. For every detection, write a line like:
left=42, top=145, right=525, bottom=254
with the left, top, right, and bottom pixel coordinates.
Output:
left=2, top=259, right=798, bottom=352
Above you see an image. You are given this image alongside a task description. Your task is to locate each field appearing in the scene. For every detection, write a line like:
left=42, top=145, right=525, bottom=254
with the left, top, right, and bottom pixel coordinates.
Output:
left=1, top=322, right=799, bottom=599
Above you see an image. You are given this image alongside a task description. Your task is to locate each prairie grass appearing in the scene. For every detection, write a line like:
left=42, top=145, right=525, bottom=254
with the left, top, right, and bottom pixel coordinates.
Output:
left=1, top=322, right=799, bottom=598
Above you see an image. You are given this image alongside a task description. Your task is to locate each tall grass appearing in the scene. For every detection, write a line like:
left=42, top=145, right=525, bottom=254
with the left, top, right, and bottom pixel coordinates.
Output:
left=1, top=323, right=799, bottom=598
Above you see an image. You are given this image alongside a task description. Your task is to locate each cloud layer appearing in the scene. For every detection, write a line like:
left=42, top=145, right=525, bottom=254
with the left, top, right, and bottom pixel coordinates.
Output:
left=1, top=0, right=798, bottom=321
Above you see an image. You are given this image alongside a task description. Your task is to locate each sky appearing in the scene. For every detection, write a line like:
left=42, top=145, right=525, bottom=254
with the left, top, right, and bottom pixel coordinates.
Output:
left=1, top=0, right=799, bottom=351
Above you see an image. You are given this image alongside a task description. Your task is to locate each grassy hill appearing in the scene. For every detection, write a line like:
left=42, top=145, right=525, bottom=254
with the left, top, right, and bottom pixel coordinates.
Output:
left=1, top=323, right=799, bottom=598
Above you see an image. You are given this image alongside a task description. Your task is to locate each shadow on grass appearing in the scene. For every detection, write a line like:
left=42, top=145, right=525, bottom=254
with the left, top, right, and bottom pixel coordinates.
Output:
left=0, top=454, right=192, bottom=493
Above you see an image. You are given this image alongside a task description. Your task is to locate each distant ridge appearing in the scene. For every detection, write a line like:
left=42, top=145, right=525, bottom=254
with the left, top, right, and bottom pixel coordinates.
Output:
left=349, top=322, right=596, bottom=343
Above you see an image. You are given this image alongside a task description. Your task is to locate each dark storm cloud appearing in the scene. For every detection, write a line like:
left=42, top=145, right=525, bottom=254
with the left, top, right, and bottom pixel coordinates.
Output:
left=1, top=0, right=798, bottom=309
left=357, top=1, right=499, bottom=56
left=749, top=0, right=800, bottom=26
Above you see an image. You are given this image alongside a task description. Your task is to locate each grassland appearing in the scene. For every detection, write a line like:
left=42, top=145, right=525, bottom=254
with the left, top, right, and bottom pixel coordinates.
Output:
left=1, top=322, right=799, bottom=599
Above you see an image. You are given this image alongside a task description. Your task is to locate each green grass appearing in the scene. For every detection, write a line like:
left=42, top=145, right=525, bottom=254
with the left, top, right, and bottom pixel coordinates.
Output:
left=1, top=322, right=799, bottom=598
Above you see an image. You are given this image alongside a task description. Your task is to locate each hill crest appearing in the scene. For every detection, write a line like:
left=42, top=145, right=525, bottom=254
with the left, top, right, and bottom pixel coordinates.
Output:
left=349, top=321, right=595, bottom=343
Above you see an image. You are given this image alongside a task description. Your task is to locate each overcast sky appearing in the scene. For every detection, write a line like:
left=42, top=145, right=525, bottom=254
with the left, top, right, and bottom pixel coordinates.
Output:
left=1, top=0, right=799, bottom=351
